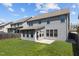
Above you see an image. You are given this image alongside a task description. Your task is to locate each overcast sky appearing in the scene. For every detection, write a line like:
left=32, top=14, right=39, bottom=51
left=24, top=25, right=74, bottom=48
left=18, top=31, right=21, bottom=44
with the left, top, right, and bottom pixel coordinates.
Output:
left=0, top=3, right=78, bottom=24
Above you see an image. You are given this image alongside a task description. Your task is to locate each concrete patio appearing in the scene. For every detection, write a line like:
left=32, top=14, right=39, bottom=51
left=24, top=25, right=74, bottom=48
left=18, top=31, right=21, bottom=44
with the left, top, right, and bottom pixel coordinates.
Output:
left=35, top=39, right=55, bottom=44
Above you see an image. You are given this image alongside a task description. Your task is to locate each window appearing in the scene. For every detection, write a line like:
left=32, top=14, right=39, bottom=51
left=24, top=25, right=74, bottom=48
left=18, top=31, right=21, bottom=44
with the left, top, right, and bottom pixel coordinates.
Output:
left=50, top=30, right=53, bottom=37
left=40, top=34, right=41, bottom=37
left=19, top=23, right=22, bottom=25
left=17, top=30, right=20, bottom=33
left=60, top=16, right=65, bottom=23
left=47, top=21, right=50, bottom=24
left=29, top=22, right=33, bottom=26
left=27, top=34, right=29, bottom=37
left=31, top=34, right=33, bottom=38
left=54, top=29, right=58, bottom=37
left=23, top=33, right=25, bottom=37
left=39, top=21, right=41, bottom=24
left=17, top=23, right=19, bottom=27
left=46, top=30, right=49, bottom=37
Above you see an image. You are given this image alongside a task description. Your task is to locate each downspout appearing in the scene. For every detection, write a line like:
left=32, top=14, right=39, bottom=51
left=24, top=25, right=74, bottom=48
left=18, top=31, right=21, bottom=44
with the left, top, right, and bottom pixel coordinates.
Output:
left=66, top=14, right=70, bottom=40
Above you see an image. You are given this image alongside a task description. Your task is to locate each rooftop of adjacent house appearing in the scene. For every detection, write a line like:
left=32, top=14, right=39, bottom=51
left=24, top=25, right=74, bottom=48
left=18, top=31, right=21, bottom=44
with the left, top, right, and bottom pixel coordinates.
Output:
left=0, top=22, right=12, bottom=27
left=27, top=9, right=70, bottom=22
left=0, top=22, right=5, bottom=26
left=12, top=17, right=32, bottom=24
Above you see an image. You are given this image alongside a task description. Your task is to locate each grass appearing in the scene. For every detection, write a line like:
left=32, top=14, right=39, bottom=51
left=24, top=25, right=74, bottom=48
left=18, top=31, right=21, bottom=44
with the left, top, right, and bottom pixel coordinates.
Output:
left=0, top=38, right=73, bottom=56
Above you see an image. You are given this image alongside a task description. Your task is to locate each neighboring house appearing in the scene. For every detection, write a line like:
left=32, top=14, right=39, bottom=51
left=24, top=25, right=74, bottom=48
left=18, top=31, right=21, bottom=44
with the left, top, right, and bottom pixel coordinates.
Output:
left=0, top=22, right=12, bottom=33
left=0, top=26, right=4, bottom=32
left=20, top=9, right=70, bottom=41
left=7, top=17, right=32, bottom=33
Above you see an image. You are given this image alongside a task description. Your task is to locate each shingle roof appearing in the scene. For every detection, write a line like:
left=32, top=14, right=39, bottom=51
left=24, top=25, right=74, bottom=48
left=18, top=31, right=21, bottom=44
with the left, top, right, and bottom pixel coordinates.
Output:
left=20, top=26, right=45, bottom=30
left=0, top=22, right=12, bottom=27
left=12, top=17, right=32, bottom=24
left=27, top=9, right=70, bottom=22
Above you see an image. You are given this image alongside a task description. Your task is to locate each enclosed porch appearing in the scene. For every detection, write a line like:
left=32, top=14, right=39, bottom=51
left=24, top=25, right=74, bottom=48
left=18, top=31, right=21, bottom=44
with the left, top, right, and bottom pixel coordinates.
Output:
left=20, top=26, right=45, bottom=41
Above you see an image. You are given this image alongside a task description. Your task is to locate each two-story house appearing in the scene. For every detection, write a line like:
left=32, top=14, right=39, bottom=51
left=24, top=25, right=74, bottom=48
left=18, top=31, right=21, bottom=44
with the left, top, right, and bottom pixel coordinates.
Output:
left=20, top=9, right=70, bottom=41
left=7, top=17, right=32, bottom=33
left=0, top=22, right=12, bottom=33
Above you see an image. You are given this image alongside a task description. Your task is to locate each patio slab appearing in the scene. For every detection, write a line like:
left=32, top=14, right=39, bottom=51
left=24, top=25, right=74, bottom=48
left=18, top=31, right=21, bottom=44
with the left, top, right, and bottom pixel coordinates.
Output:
left=35, top=39, right=55, bottom=44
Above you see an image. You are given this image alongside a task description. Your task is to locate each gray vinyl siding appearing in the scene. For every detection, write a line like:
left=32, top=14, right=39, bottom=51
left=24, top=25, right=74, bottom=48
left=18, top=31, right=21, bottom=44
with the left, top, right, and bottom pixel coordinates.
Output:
left=21, top=14, right=69, bottom=41
left=32, top=15, right=68, bottom=40
left=36, top=20, right=67, bottom=40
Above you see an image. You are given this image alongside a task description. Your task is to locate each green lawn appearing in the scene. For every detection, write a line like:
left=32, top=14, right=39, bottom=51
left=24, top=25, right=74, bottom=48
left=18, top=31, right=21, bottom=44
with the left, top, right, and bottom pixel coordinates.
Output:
left=0, top=38, right=73, bottom=56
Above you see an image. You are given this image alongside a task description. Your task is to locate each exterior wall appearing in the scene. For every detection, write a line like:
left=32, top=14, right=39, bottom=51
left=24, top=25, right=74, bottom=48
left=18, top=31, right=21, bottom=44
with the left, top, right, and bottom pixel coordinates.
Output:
left=22, top=22, right=29, bottom=27
left=0, top=13, right=69, bottom=41
left=0, top=24, right=11, bottom=33
left=11, top=23, right=23, bottom=28
left=3, top=24, right=11, bottom=33
left=33, top=20, right=67, bottom=40
left=36, top=28, right=45, bottom=40
left=24, top=14, right=69, bottom=40
left=45, top=20, right=67, bottom=40
left=0, top=26, right=4, bottom=32
left=20, top=14, right=70, bottom=41
left=10, top=23, right=24, bottom=33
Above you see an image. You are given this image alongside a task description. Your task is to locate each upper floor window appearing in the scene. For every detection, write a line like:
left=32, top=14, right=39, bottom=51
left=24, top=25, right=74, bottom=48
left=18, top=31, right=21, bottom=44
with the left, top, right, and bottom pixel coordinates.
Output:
left=19, top=23, right=22, bottom=25
left=47, top=20, right=50, bottom=24
left=17, top=23, right=19, bottom=27
left=39, top=21, right=41, bottom=24
left=60, top=16, right=65, bottom=23
left=29, top=22, right=33, bottom=26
